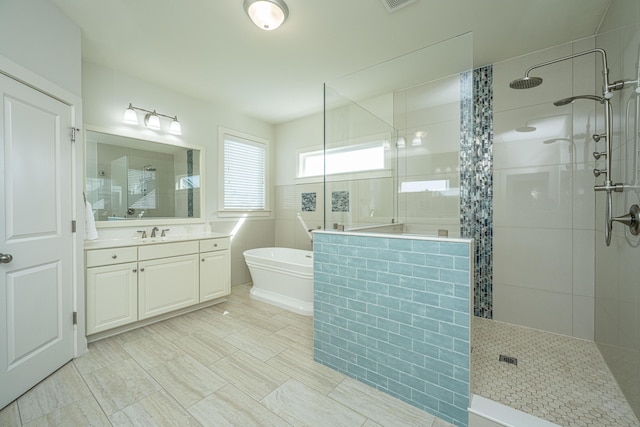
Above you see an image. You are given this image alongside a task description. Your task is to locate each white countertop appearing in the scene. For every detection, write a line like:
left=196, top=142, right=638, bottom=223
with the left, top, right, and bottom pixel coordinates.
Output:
left=84, top=232, right=230, bottom=250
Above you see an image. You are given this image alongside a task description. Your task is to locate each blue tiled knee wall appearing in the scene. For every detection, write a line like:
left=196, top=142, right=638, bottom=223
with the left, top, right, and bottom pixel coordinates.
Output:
left=313, top=232, right=472, bottom=427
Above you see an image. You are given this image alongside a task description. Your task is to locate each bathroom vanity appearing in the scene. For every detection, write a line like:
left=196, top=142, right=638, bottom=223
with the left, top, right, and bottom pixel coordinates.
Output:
left=84, top=234, right=230, bottom=340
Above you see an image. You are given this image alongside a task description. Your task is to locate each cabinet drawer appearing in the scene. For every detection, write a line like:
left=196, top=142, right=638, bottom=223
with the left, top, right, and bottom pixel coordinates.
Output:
left=138, top=241, right=199, bottom=261
left=86, top=247, right=138, bottom=268
left=200, top=238, right=230, bottom=252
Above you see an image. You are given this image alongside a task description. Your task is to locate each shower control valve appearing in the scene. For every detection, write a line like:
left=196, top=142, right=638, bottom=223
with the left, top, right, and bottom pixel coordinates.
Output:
left=592, top=133, right=606, bottom=142
left=592, top=151, right=607, bottom=160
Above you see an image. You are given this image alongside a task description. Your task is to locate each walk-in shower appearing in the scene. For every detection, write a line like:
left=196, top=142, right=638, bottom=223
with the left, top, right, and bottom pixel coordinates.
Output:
left=510, top=48, right=640, bottom=245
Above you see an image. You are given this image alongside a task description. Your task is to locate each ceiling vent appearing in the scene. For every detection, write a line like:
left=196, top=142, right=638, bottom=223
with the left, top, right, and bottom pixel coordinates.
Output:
left=380, top=0, right=418, bottom=13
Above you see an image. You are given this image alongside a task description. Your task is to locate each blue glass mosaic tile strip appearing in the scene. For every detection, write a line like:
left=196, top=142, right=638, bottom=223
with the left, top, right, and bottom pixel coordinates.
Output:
left=460, top=65, right=493, bottom=318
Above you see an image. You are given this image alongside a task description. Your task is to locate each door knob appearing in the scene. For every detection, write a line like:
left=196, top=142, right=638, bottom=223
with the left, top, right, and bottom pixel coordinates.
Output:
left=0, top=253, right=13, bottom=263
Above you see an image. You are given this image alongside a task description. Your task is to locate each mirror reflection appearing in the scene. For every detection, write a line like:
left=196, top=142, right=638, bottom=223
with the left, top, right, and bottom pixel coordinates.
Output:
left=85, top=130, right=202, bottom=224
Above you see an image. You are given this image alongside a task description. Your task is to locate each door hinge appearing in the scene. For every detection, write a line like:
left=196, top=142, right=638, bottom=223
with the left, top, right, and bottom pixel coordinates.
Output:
left=72, top=220, right=77, bottom=233
left=71, top=127, right=80, bottom=143
left=72, top=311, right=78, bottom=325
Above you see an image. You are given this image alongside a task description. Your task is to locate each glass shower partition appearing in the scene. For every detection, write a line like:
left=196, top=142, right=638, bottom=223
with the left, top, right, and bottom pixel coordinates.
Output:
left=322, top=85, right=397, bottom=231
left=323, top=33, right=473, bottom=236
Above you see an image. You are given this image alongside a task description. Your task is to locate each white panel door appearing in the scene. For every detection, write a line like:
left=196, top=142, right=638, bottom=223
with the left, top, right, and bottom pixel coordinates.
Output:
left=0, top=73, right=74, bottom=409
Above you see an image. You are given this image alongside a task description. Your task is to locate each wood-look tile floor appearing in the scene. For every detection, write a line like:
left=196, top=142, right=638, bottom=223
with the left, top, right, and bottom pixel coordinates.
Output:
left=0, top=284, right=453, bottom=427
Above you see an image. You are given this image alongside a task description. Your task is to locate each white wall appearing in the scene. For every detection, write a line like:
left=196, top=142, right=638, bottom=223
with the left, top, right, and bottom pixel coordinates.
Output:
left=82, top=62, right=276, bottom=285
left=492, top=38, right=597, bottom=339
left=0, top=0, right=81, bottom=97
left=273, top=113, right=324, bottom=250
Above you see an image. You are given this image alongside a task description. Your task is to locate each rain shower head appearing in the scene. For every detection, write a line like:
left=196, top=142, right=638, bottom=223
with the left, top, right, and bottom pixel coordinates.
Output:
left=509, top=76, right=543, bottom=89
left=553, top=95, right=605, bottom=106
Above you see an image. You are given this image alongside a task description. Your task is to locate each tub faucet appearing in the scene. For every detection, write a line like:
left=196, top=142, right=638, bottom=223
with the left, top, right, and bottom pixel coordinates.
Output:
left=151, top=226, right=159, bottom=238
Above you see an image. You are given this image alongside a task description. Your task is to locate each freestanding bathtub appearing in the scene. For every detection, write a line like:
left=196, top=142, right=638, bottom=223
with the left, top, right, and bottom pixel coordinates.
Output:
left=243, top=247, right=313, bottom=316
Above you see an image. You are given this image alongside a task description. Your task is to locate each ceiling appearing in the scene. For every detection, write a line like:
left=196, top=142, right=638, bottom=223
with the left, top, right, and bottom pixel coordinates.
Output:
left=52, top=0, right=611, bottom=125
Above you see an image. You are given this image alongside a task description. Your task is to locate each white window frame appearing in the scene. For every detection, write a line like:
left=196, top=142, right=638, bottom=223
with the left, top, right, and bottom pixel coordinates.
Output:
left=296, top=139, right=391, bottom=184
left=217, top=127, right=270, bottom=217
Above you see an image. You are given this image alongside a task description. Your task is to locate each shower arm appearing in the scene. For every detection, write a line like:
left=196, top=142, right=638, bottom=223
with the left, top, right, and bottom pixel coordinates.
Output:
left=523, top=48, right=624, bottom=98
left=525, top=48, right=625, bottom=191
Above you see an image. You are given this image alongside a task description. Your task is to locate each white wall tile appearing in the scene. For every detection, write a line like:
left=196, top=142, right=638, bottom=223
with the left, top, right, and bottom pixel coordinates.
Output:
left=493, top=44, right=574, bottom=113
left=572, top=295, right=594, bottom=340
left=594, top=300, right=619, bottom=346
left=494, top=226, right=573, bottom=294
left=493, top=284, right=573, bottom=336
left=573, top=230, right=595, bottom=297
left=573, top=164, right=596, bottom=230
left=493, top=166, right=573, bottom=230
left=494, top=107, right=574, bottom=169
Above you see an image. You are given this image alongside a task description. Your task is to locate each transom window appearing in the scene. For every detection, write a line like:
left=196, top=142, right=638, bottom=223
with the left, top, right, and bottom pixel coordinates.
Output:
left=298, top=141, right=386, bottom=178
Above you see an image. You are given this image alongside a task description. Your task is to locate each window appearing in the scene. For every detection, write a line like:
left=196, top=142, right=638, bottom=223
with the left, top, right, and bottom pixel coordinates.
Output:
left=298, top=141, right=386, bottom=178
left=218, top=128, right=269, bottom=215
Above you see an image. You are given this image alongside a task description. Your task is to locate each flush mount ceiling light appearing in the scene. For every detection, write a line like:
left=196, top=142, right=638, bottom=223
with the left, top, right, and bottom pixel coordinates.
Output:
left=123, top=103, right=182, bottom=135
left=243, top=0, right=289, bottom=31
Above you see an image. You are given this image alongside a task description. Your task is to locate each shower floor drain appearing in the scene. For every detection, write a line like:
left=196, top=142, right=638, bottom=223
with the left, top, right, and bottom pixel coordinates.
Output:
left=499, top=354, right=518, bottom=366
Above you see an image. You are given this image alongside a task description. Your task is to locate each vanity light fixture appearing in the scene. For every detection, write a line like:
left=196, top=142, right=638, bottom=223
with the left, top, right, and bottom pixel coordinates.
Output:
left=144, top=111, right=161, bottom=130
left=123, top=103, right=182, bottom=135
left=243, top=0, right=289, bottom=31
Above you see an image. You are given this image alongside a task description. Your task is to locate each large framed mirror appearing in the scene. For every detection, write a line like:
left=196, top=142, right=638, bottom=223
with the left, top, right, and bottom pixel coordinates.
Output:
left=84, top=127, right=205, bottom=227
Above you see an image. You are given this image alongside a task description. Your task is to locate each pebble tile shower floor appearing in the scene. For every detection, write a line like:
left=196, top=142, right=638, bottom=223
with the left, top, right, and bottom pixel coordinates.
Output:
left=0, top=284, right=454, bottom=427
left=472, top=317, right=639, bottom=426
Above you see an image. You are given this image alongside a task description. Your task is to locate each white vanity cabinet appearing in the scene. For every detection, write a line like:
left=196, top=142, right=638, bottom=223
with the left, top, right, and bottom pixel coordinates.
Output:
left=199, top=238, right=231, bottom=302
left=85, top=247, right=138, bottom=334
left=138, top=241, right=200, bottom=320
left=84, top=235, right=231, bottom=339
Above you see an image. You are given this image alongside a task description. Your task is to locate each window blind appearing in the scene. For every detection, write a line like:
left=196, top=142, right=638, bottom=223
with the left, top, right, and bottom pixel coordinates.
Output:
left=223, top=136, right=265, bottom=210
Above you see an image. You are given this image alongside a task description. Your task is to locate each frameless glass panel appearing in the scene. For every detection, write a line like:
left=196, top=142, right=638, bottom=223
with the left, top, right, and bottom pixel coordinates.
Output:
left=323, top=32, right=472, bottom=235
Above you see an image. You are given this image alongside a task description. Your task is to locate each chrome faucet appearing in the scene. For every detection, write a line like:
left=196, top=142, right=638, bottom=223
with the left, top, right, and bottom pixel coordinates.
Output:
left=150, top=226, right=159, bottom=238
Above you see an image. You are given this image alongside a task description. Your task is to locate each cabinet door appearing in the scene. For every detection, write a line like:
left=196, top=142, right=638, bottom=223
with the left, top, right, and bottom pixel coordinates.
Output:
left=200, top=250, right=231, bottom=302
left=138, top=254, right=199, bottom=320
left=86, top=262, right=138, bottom=334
